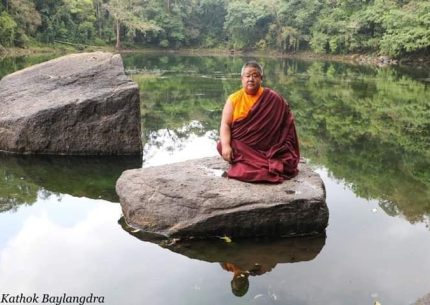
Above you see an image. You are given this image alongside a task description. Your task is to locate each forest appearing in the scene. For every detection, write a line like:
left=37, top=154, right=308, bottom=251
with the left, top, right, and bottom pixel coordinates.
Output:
left=0, top=0, right=429, bottom=58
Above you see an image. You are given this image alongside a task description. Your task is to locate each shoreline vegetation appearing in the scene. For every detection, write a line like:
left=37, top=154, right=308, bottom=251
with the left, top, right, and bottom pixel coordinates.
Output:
left=1, top=1, right=429, bottom=69
left=1, top=45, right=429, bottom=68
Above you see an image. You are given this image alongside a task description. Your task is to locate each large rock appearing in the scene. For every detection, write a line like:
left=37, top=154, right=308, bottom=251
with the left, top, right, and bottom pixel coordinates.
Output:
left=0, top=52, right=142, bottom=155
left=116, top=157, right=329, bottom=238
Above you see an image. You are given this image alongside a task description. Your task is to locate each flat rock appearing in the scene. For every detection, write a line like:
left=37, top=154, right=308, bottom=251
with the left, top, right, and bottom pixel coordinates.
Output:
left=116, top=157, right=329, bottom=238
left=0, top=52, right=141, bottom=155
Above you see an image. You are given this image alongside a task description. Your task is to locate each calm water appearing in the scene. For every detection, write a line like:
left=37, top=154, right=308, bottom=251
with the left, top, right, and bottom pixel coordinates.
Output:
left=0, top=53, right=429, bottom=305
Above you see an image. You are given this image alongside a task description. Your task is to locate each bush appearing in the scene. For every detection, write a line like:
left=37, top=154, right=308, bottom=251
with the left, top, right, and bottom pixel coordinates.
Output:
left=159, top=39, right=169, bottom=48
left=93, top=38, right=106, bottom=46
left=14, top=31, right=30, bottom=48
left=256, top=39, right=267, bottom=50
left=310, top=32, right=329, bottom=54
left=0, top=11, right=17, bottom=47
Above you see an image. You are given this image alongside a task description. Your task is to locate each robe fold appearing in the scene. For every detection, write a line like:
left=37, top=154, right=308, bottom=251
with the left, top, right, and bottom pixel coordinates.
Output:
left=218, top=88, right=300, bottom=183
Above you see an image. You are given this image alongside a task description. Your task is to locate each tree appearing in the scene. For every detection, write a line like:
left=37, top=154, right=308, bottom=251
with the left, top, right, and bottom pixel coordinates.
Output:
left=224, top=1, right=268, bottom=49
left=9, top=0, right=41, bottom=35
left=35, top=0, right=65, bottom=43
left=65, top=0, right=97, bottom=42
left=192, top=0, right=227, bottom=47
left=93, top=0, right=111, bottom=40
left=379, top=0, right=430, bottom=57
left=0, top=0, right=428, bottom=57
left=104, top=0, right=161, bottom=49
left=0, top=11, right=17, bottom=47
left=1, top=0, right=9, bottom=11
left=273, top=0, right=322, bottom=51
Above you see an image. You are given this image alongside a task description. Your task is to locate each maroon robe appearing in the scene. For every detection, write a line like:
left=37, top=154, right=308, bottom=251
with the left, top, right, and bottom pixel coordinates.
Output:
left=217, top=88, right=300, bottom=183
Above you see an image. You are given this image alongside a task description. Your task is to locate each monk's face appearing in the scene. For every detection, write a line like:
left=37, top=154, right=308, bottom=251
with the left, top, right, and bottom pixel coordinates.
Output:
left=241, top=66, right=262, bottom=95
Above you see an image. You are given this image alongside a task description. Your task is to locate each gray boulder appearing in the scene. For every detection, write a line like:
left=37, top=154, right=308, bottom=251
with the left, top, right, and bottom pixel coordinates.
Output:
left=116, top=157, right=329, bottom=238
left=0, top=52, right=142, bottom=155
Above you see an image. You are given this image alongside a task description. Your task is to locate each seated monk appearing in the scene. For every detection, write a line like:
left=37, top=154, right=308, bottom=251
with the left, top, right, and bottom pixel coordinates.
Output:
left=217, top=61, right=300, bottom=183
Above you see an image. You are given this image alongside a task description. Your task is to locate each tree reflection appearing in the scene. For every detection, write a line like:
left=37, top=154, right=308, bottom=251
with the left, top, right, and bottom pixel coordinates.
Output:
left=0, top=154, right=142, bottom=212
left=0, top=54, right=58, bottom=80
left=128, top=53, right=430, bottom=225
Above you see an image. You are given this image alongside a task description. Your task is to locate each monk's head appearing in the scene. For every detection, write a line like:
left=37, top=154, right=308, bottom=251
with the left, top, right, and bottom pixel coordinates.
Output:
left=241, top=61, right=263, bottom=95
left=230, top=272, right=249, bottom=297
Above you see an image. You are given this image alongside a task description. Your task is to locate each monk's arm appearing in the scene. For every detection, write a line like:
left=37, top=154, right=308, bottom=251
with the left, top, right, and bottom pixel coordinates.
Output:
left=219, top=100, right=234, bottom=162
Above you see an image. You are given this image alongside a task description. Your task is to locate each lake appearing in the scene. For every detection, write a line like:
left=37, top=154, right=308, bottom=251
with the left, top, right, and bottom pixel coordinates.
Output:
left=0, top=52, right=429, bottom=305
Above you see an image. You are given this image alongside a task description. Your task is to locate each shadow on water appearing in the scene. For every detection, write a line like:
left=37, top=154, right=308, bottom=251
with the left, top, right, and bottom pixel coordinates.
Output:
left=0, top=153, right=142, bottom=213
left=119, top=216, right=326, bottom=297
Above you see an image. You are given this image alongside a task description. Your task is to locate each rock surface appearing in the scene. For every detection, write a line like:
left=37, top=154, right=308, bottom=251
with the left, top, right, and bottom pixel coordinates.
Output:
left=0, top=52, right=142, bottom=155
left=116, top=157, right=329, bottom=238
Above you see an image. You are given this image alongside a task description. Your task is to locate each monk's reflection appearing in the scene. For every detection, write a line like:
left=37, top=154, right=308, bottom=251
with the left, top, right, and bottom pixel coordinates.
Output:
left=220, top=261, right=276, bottom=297
left=221, top=262, right=250, bottom=297
left=119, top=217, right=326, bottom=297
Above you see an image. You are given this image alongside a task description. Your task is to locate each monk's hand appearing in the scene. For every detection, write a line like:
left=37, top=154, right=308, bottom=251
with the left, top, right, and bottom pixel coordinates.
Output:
left=222, top=145, right=234, bottom=163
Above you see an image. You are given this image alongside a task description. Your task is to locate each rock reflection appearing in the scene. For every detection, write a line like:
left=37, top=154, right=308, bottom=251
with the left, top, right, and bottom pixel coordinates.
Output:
left=119, top=217, right=325, bottom=297
left=0, top=154, right=142, bottom=212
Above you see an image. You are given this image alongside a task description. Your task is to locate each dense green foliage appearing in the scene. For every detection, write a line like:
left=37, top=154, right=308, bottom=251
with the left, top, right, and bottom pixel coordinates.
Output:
left=0, top=0, right=429, bottom=57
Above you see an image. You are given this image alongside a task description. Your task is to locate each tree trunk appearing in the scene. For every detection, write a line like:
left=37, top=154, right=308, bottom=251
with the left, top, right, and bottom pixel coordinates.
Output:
left=115, top=19, right=121, bottom=49
left=96, top=3, right=101, bottom=38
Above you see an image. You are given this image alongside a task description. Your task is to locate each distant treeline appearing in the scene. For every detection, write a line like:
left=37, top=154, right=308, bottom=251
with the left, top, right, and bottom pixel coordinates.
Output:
left=0, top=0, right=429, bottom=58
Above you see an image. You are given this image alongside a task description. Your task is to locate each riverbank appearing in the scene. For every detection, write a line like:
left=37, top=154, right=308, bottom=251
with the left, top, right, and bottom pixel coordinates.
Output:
left=0, top=44, right=114, bottom=58
left=121, top=47, right=430, bottom=68
left=1, top=45, right=429, bottom=68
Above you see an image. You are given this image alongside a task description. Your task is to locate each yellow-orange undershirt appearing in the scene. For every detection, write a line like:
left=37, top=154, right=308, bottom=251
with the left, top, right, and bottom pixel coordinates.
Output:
left=229, top=86, right=264, bottom=122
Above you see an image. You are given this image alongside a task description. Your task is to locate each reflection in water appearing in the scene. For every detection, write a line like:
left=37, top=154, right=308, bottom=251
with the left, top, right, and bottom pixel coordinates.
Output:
left=0, top=54, right=59, bottom=80
left=142, top=121, right=218, bottom=167
left=126, top=53, right=430, bottom=226
left=119, top=217, right=325, bottom=297
left=291, top=62, right=430, bottom=224
left=221, top=262, right=250, bottom=297
left=0, top=153, right=142, bottom=212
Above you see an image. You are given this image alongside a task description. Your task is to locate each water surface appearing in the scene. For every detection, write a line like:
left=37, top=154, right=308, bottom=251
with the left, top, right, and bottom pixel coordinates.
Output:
left=0, top=53, right=429, bottom=305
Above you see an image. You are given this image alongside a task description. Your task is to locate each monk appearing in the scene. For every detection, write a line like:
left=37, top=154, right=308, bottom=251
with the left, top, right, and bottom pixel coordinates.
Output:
left=217, top=61, right=300, bottom=183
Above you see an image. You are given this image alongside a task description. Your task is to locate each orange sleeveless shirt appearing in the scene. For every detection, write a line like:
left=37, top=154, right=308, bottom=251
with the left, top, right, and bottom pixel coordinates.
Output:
left=228, top=86, right=264, bottom=122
